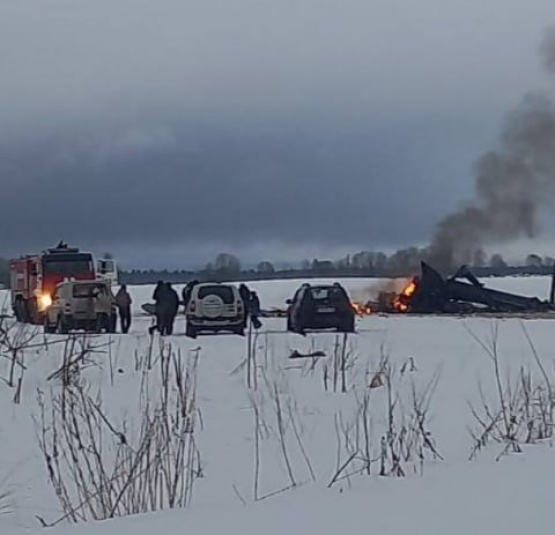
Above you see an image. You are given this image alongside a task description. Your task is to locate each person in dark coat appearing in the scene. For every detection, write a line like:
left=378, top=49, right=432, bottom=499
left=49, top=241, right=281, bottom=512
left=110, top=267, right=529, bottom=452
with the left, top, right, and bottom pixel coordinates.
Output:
left=153, top=280, right=164, bottom=301
left=182, top=279, right=199, bottom=312
left=181, top=284, right=189, bottom=309
left=149, top=280, right=165, bottom=335
left=249, top=291, right=262, bottom=330
left=115, top=284, right=133, bottom=333
left=239, top=283, right=251, bottom=327
left=161, top=282, right=180, bottom=335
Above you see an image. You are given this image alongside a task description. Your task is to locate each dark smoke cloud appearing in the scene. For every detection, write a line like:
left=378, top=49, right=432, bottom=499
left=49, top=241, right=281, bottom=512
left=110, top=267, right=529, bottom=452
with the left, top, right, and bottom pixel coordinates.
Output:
left=0, top=118, right=465, bottom=268
left=542, top=27, right=555, bottom=75
left=428, top=29, right=555, bottom=271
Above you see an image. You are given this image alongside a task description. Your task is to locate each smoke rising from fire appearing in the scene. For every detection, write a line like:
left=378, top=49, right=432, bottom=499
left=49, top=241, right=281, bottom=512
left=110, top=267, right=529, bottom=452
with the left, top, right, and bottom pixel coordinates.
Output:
left=428, top=28, right=555, bottom=271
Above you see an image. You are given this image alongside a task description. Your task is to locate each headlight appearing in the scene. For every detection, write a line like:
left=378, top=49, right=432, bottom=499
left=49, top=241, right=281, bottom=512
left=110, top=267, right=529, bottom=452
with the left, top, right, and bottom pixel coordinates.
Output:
left=38, top=293, right=52, bottom=310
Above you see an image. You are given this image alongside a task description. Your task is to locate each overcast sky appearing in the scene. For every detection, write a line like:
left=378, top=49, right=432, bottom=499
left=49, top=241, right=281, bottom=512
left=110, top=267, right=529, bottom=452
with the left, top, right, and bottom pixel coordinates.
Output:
left=2, top=0, right=555, bottom=269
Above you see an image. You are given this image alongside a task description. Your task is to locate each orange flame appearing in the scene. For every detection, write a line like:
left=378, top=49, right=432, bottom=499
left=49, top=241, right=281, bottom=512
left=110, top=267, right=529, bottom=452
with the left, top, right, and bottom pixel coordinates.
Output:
left=393, top=279, right=418, bottom=312
left=351, top=301, right=372, bottom=316
left=402, top=281, right=417, bottom=297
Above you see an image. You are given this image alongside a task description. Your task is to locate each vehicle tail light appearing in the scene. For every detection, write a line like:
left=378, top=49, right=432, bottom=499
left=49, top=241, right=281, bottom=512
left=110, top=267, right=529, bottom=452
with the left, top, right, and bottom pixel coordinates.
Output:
left=190, top=301, right=196, bottom=312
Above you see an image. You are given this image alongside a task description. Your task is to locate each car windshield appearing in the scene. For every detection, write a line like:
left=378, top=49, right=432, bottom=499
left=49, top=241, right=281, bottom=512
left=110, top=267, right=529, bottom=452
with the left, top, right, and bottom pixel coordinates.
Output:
left=198, top=285, right=235, bottom=304
left=43, top=253, right=94, bottom=275
left=72, top=284, right=108, bottom=298
left=310, top=287, right=347, bottom=301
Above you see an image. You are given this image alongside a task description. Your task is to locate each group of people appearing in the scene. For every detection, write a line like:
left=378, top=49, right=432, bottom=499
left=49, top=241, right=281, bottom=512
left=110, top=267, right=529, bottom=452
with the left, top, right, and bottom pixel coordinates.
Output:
left=111, top=281, right=264, bottom=336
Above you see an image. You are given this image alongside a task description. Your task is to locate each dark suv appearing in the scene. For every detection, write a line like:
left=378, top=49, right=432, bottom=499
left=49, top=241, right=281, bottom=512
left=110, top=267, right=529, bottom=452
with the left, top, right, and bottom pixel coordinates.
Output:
left=286, top=283, right=355, bottom=334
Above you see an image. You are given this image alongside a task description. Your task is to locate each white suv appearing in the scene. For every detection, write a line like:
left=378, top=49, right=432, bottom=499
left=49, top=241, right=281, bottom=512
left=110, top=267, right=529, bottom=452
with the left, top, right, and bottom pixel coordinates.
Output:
left=185, top=283, right=245, bottom=337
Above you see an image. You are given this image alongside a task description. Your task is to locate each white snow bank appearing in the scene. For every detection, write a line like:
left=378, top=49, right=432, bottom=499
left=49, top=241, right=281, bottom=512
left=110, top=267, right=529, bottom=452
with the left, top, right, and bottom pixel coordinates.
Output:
left=20, top=451, right=555, bottom=535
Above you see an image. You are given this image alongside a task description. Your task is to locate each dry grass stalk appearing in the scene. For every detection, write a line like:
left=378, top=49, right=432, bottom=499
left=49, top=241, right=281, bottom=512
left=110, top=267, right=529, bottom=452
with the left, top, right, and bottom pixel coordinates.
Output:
left=35, top=343, right=202, bottom=526
left=248, top=366, right=314, bottom=501
left=329, top=351, right=442, bottom=487
left=467, top=322, right=555, bottom=460
left=0, top=314, right=47, bottom=404
left=295, top=335, right=356, bottom=394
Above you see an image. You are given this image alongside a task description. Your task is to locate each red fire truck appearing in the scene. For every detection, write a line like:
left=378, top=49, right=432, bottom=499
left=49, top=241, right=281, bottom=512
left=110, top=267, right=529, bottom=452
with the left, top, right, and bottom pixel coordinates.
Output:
left=10, top=243, right=97, bottom=324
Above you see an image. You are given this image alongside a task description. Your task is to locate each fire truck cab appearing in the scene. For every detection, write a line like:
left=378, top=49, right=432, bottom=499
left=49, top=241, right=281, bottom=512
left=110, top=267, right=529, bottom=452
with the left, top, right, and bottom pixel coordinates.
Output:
left=10, top=243, right=96, bottom=324
left=96, top=258, right=118, bottom=286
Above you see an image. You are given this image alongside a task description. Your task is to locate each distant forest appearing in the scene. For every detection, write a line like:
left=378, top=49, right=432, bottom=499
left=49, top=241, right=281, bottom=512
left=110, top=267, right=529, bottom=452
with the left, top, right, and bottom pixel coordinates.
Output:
left=1, top=250, right=554, bottom=288
left=117, top=251, right=555, bottom=286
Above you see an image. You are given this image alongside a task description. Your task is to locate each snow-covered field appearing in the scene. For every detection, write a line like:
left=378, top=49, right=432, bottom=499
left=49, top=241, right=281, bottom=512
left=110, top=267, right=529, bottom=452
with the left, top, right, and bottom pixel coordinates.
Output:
left=1, top=275, right=555, bottom=534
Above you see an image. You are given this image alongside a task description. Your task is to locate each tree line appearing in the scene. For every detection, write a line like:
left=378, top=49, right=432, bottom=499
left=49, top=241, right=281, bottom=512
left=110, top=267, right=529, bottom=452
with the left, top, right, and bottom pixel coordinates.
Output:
left=1, top=250, right=554, bottom=288
left=118, top=250, right=555, bottom=285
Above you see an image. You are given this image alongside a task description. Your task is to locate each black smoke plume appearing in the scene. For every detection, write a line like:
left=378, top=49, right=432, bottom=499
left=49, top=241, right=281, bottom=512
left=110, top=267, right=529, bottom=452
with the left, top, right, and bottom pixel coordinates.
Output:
left=427, top=28, right=555, bottom=272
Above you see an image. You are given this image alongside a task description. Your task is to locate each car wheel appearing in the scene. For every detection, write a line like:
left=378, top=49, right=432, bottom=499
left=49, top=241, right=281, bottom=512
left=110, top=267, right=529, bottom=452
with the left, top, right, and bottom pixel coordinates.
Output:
left=185, top=323, right=197, bottom=339
left=44, top=319, right=56, bottom=334
left=98, top=313, right=114, bottom=333
left=57, top=315, right=69, bottom=334
left=294, top=314, right=306, bottom=335
left=338, top=316, right=355, bottom=333
left=94, top=315, right=104, bottom=333
left=108, top=315, right=117, bottom=334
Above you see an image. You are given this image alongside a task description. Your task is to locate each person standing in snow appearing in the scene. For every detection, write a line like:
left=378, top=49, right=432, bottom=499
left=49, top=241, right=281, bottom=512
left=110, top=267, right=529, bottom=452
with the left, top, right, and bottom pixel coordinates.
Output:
left=115, top=284, right=133, bottom=333
left=181, top=283, right=190, bottom=311
left=182, top=279, right=199, bottom=312
left=239, top=283, right=251, bottom=327
left=162, top=282, right=180, bottom=335
left=149, top=280, right=165, bottom=335
left=249, top=291, right=262, bottom=330
left=152, top=280, right=164, bottom=301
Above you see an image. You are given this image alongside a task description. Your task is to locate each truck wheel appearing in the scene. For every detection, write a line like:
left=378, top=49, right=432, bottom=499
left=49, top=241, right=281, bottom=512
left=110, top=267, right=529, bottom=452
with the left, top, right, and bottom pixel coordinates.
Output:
left=28, top=300, right=40, bottom=325
left=14, top=300, right=25, bottom=322
left=15, top=299, right=31, bottom=323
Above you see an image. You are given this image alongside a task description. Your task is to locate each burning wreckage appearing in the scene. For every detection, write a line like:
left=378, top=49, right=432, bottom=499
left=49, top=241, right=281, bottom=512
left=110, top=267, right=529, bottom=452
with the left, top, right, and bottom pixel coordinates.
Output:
left=354, top=262, right=555, bottom=316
